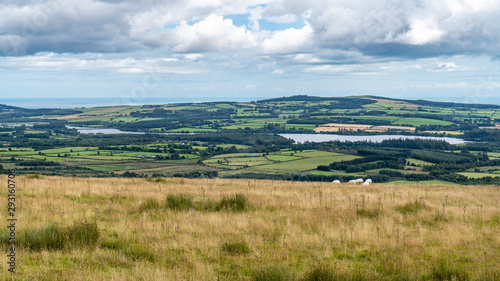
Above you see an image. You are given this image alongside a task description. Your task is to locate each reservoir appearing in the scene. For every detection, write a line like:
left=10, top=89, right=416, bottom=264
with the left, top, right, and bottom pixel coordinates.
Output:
left=278, top=134, right=467, bottom=144
left=66, top=126, right=190, bottom=135
left=67, top=127, right=467, bottom=144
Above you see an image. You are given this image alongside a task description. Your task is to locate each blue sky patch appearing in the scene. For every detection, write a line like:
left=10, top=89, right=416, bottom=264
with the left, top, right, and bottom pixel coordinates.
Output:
left=225, top=14, right=250, bottom=27
left=259, top=18, right=305, bottom=31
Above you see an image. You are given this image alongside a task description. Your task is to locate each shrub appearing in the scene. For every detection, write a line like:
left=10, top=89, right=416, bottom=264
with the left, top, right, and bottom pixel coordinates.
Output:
left=217, top=193, right=248, bottom=212
left=23, top=223, right=65, bottom=251
left=1, top=221, right=99, bottom=251
left=26, top=173, right=43, bottom=179
left=195, top=199, right=219, bottom=211
left=138, top=198, right=161, bottom=212
left=146, top=177, right=167, bottom=183
left=65, top=220, right=100, bottom=249
left=166, top=194, right=194, bottom=211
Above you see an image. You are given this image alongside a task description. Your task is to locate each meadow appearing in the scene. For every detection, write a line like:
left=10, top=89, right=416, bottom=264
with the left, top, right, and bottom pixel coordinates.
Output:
left=1, top=175, right=499, bottom=280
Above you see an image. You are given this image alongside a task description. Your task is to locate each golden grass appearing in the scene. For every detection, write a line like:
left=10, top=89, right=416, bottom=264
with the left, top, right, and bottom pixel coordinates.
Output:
left=1, top=175, right=499, bottom=280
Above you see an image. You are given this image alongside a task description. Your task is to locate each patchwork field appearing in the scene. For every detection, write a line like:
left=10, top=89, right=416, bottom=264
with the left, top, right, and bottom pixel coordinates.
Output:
left=314, top=123, right=415, bottom=133
left=1, top=176, right=498, bottom=280
left=393, top=118, right=455, bottom=126
left=204, top=151, right=360, bottom=174
left=458, top=172, right=500, bottom=179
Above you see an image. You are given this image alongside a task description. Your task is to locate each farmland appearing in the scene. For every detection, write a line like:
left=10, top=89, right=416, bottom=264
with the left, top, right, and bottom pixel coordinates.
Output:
left=1, top=95, right=500, bottom=184
left=1, top=175, right=498, bottom=280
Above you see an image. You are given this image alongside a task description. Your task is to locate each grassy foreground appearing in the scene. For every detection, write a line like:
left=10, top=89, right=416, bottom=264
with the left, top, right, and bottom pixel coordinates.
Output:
left=1, top=176, right=499, bottom=280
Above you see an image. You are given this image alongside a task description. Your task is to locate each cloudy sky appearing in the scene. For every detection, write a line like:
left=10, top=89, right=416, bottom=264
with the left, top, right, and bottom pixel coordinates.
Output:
left=1, top=0, right=500, bottom=105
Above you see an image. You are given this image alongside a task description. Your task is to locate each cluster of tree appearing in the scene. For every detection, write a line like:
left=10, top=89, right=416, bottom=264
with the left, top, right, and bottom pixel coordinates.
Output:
left=257, top=96, right=377, bottom=109
left=172, top=171, right=218, bottom=178
left=15, top=159, right=60, bottom=166
left=410, top=150, right=477, bottom=164
left=130, top=108, right=234, bottom=121
left=463, top=129, right=500, bottom=142
left=325, top=155, right=406, bottom=172
left=224, top=172, right=390, bottom=183
left=378, top=139, right=453, bottom=150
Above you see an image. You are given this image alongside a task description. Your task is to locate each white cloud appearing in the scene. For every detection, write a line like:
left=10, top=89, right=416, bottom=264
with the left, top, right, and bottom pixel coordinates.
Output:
left=304, top=64, right=382, bottom=75
left=261, top=23, right=312, bottom=54
left=292, top=53, right=322, bottom=63
left=0, top=52, right=204, bottom=74
left=245, top=84, right=257, bottom=91
left=398, top=18, right=445, bottom=45
left=431, top=61, right=472, bottom=72
left=166, top=14, right=258, bottom=53
left=272, top=69, right=284, bottom=75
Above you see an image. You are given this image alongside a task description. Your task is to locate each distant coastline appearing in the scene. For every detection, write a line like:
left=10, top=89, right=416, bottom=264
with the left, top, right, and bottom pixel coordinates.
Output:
left=1, top=95, right=500, bottom=109
left=0, top=97, right=266, bottom=109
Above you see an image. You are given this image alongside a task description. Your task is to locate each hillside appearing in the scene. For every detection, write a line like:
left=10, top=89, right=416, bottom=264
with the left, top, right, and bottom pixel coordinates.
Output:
left=1, top=175, right=499, bottom=280
left=2, top=95, right=500, bottom=184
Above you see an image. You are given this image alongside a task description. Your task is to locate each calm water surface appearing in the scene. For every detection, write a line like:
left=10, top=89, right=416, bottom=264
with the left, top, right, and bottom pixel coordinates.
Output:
left=279, top=134, right=467, bottom=144
left=67, top=126, right=467, bottom=144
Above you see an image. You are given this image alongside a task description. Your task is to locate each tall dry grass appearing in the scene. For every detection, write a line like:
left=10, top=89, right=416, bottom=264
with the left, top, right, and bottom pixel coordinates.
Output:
left=0, top=175, right=499, bottom=280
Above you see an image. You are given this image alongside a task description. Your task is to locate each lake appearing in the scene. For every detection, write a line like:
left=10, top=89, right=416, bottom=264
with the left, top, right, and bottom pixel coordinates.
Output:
left=66, top=126, right=190, bottom=135
left=278, top=134, right=467, bottom=144
left=67, top=126, right=467, bottom=144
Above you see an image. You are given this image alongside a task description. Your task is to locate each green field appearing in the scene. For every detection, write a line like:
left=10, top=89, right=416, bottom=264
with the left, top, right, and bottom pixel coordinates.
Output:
left=216, top=144, right=252, bottom=149
left=167, top=127, right=218, bottom=132
left=366, top=168, right=428, bottom=174
left=406, top=158, right=435, bottom=166
left=202, top=150, right=361, bottom=174
left=309, top=170, right=365, bottom=177
left=458, top=172, right=500, bottom=179
left=393, top=117, right=455, bottom=126
left=246, top=154, right=360, bottom=173
left=84, top=165, right=142, bottom=172
left=265, top=155, right=302, bottom=162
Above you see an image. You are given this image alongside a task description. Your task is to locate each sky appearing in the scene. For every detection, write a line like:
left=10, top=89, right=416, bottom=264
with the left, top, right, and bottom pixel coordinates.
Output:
left=1, top=0, right=500, bottom=105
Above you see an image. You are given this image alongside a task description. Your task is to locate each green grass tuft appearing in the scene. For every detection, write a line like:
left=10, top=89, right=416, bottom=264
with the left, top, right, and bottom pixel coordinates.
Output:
left=395, top=200, right=428, bottom=214
left=23, top=223, right=66, bottom=251
left=252, top=265, right=295, bottom=281
left=356, top=208, right=381, bottom=219
left=221, top=240, right=251, bottom=255
left=217, top=193, right=248, bottom=212
left=138, top=198, right=161, bottom=212
left=26, top=173, right=43, bottom=179
left=101, top=239, right=157, bottom=262
left=166, top=194, right=194, bottom=211
left=146, top=177, right=167, bottom=183
left=65, top=220, right=100, bottom=249
left=424, top=260, right=469, bottom=281
left=0, top=221, right=99, bottom=251
left=302, top=265, right=369, bottom=281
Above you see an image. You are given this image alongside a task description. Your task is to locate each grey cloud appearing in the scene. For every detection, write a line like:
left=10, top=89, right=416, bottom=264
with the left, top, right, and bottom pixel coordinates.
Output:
left=0, top=0, right=499, bottom=63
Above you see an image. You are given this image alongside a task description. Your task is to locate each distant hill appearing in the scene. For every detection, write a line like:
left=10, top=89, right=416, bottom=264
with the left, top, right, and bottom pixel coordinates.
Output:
left=362, top=95, right=500, bottom=109
left=257, top=95, right=377, bottom=109
left=0, top=104, right=22, bottom=110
